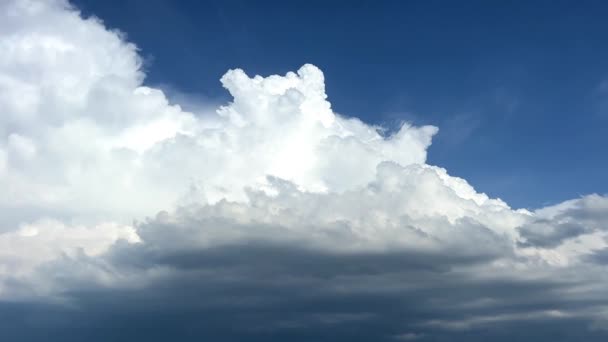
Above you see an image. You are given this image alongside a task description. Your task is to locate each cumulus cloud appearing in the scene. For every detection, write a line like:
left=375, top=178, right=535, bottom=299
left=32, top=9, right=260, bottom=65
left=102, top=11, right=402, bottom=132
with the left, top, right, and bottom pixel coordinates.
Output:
left=2, top=0, right=608, bottom=340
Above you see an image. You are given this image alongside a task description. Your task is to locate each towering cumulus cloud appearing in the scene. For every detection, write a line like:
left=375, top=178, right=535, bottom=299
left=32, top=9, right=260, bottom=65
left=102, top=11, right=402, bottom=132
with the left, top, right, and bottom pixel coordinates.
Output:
left=2, top=1, right=608, bottom=341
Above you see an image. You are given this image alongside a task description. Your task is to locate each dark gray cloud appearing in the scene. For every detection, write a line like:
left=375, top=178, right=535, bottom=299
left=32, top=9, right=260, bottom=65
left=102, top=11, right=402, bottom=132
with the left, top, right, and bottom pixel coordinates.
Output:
left=519, top=194, right=608, bottom=248
left=2, top=241, right=606, bottom=341
left=2, top=207, right=606, bottom=341
left=518, top=220, right=591, bottom=248
left=2, top=187, right=608, bottom=341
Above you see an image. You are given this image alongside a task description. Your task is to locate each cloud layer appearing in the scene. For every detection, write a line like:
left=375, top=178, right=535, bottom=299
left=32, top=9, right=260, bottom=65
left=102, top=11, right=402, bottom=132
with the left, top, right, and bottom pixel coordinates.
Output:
left=2, top=1, right=608, bottom=340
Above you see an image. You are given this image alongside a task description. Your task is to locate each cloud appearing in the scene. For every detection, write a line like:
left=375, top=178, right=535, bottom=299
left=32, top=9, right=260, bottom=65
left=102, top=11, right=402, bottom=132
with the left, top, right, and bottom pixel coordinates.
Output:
left=2, top=0, right=608, bottom=340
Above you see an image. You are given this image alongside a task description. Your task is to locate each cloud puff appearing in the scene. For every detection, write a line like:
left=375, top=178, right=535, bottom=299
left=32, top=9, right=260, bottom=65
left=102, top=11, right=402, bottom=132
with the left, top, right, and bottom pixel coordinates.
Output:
left=2, top=0, right=608, bottom=340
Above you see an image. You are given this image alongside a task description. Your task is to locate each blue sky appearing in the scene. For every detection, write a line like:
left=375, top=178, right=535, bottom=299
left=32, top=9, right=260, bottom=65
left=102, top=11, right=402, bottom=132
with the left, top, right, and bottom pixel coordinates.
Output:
left=73, top=0, right=608, bottom=209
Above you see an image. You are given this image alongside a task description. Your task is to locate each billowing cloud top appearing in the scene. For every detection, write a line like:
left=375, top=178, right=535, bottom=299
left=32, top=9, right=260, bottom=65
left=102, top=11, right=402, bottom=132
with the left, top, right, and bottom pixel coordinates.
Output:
left=2, top=1, right=608, bottom=341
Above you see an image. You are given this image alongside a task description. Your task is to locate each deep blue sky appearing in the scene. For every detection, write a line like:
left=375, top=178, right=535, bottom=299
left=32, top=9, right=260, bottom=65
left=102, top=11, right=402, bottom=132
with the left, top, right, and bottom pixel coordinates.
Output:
left=73, top=0, right=608, bottom=209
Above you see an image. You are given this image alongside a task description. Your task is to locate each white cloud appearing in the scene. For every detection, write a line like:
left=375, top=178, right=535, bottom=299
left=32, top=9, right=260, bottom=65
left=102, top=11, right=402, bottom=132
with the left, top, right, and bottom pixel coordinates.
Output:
left=0, top=0, right=441, bottom=225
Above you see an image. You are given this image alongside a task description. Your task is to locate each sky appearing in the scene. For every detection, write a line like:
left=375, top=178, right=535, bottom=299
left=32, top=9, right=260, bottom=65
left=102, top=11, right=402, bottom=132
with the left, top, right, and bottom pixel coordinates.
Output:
left=2, top=0, right=608, bottom=341
left=71, top=0, right=608, bottom=209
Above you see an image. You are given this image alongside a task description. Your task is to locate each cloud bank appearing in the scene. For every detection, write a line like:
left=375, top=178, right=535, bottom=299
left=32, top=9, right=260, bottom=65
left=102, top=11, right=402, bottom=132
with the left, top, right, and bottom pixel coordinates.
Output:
left=2, top=1, right=608, bottom=340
